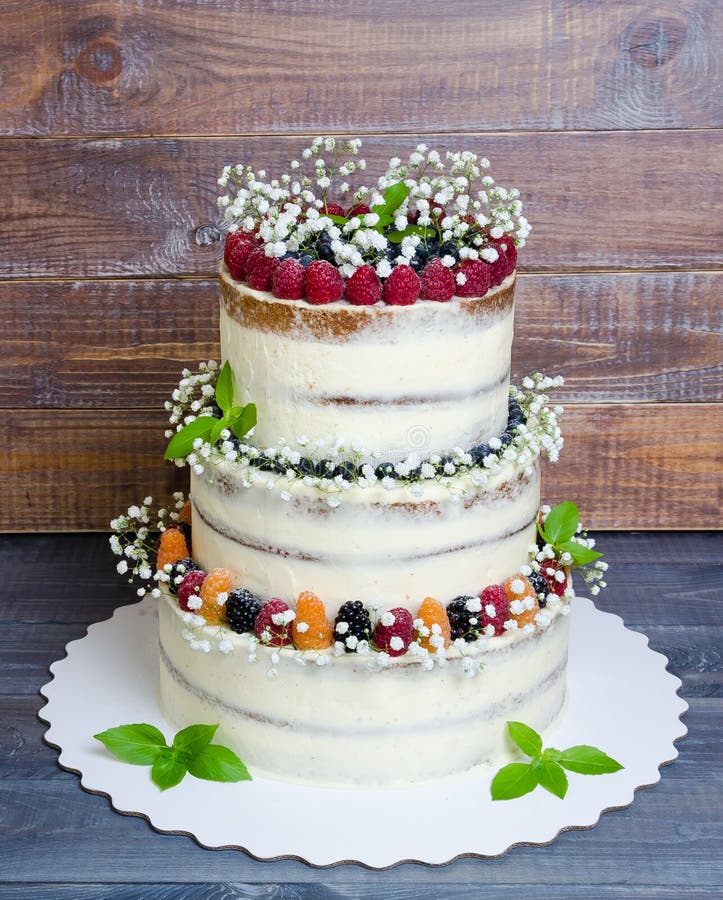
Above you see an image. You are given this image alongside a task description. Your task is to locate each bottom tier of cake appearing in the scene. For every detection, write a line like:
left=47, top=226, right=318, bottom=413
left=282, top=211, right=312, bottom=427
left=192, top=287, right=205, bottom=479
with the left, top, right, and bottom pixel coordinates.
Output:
left=159, top=593, right=569, bottom=788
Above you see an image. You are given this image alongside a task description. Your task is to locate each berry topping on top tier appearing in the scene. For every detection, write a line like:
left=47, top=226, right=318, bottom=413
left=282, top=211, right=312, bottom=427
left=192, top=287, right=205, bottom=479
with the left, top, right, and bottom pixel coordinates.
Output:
left=218, top=137, right=529, bottom=306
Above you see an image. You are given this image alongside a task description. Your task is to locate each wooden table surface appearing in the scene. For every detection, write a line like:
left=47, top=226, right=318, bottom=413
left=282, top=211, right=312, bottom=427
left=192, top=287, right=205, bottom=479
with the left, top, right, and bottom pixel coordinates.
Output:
left=1, top=531, right=721, bottom=898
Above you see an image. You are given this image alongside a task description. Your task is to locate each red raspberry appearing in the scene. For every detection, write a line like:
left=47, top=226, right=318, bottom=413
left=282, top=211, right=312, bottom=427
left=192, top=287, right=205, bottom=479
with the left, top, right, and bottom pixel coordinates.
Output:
left=345, top=265, right=382, bottom=306
left=373, top=607, right=414, bottom=657
left=453, top=259, right=491, bottom=298
left=346, top=203, right=371, bottom=218
left=419, top=257, right=455, bottom=302
left=254, top=598, right=294, bottom=647
left=245, top=248, right=279, bottom=291
left=382, top=264, right=420, bottom=306
left=540, top=559, right=569, bottom=596
left=272, top=258, right=305, bottom=300
left=225, top=234, right=258, bottom=281
left=322, top=202, right=346, bottom=217
left=304, top=260, right=344, bottom=304
left=177, top=569, right=207, bottom=613
left=478, top=584, right=511, bottom=636
left=488, top=234, right=518, bottom=286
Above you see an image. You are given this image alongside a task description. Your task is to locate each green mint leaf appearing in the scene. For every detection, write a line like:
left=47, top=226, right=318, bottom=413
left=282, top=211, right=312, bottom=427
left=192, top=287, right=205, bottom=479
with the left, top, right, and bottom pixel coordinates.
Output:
left=380, top=182, right=410, bottom=217
left=187, top=744, right=252, bottom=783
left=325, top=213, right=348, bottom=225
left=533, top=758, right=568, bottom=798
left=490, top=762, right=538, bottom=801
left=542, top=501, right=579, bottom=544
left=231, top=403, right=257, bottom=440
left=558, top=540, right=604, bottom=566
left=214, top=360, right=234, bottom=414
left=557, top=745, right=624, bottom=775
left=386, top=225, right=435, bottom=244
left=209, top=416, right=230, bottom=447
left=507, top=721, right=543, bottom=757
left=542, top=746, right=562, bottom=762
left=94, top=723, right=167, bottom=765
left=164, top=416, right=215, bottom=460
left=173, top=723, right=218, bottom=761
left=151, top=748, right=187, bottom=790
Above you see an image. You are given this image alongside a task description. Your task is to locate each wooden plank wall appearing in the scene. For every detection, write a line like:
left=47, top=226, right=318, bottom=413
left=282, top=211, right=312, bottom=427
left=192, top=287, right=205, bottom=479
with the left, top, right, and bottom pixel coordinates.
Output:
left=1, top=0, right=721, bottom=531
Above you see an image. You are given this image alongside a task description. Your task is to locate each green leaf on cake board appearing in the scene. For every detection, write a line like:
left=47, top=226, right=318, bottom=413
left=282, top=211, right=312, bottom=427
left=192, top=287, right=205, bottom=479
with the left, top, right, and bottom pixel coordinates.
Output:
left=152, top=748, right=188, bottom=790
left=507, top=720, right=543, bottom=757
left=93, top=723, right=167, bottom=765
left=188, top=744, right=252, bottom=783
left=491, top=763, right=539, bottom=801
left=554, top=745, right=624, bottom=775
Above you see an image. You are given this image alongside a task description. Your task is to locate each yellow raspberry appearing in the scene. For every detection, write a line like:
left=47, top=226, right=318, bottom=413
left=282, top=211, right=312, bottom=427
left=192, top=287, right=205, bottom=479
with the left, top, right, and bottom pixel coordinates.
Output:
left=292, top=591, right=333, bottom=650
left=416, top=597, right=451, bottom=653
left=156, top=527, right=189, bottom=573
left=199, top=568, right=233, bottom=625
left=504, top=574, right=539, bottom=628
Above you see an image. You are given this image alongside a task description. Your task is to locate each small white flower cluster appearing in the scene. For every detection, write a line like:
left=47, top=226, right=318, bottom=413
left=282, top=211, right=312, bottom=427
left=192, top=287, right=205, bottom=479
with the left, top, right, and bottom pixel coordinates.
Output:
left=164, top=360, right=219, bottom=462
left=216, top=138, right=529, bottom=279
left=109, top=492, right=187, bottom=598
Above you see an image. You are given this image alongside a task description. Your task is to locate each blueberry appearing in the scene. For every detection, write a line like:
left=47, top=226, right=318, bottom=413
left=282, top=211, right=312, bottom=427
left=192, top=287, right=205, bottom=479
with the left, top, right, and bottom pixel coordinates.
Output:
left=375, top=462, right=396, bottom=479
left=470, top=444, right=491, bottom=465
left=409, top=255, right=424, bottom=272
left=299, top=254, right=314, bottom=268
left=209, top=403, right=223, bottom=419
left=281, top=251, right=300, bottom=261
left=439, top=242, right=460, bottom=262
left=332, top=461, right=358, bottom=481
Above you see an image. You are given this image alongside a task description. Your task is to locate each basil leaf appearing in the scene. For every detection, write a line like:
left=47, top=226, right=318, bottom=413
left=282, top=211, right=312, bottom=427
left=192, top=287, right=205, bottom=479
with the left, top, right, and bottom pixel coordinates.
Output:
left=94, top=723, right=167, bottom=765
left=187, top=744, right=252, bottom=783
left=209, top=416, right=230, bottom=447
left=490, top=762, right=538, bottom=801
left=559, top=540, right=604, bottom=566
left=231, top=403, right=257, bottom=440
left=152, top=748, right=187, bottom=790
left=557, top=745, right=624, bottom=775
left=164, top=416, right=215, bottom=460
left=325, top=214, right=348, bottom=225
left=533, top=758, right=568, bottom=799
left=386, top=225, right=435, bottom=244
left=214, top=360, right=234, bottom=414
left=380, top=182, right=409, bottom=217
left=542, top=501, right=579, bottom=544
left=173, top=723, right=218, bottom=761
left=507, top=721, right=543, bottom=757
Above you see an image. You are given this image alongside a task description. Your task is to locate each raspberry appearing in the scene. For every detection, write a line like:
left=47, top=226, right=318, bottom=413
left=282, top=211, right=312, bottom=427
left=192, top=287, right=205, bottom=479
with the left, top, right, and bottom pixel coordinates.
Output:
left=245, top=248, right=279, bottom=291
left=322, top=202, right=346, bottom=217
left=446, top=595, right=482, bottom=643
left=415, top=597, right=451, bottom=654
left=254, top=598, right=294, bottom=647
left=504, top=575, right=540, bottom=628
left=373, top=607, right=414, bottom=657
left=528, top=572, right=549, bottom=608
left=419, top=258, right=455, bottom=302
left=346, top=203, right=371, bottom=217
left=168, top=557, right=199, bottom=595
left=199, top=568, right=233, bottom=625
left=225, top=234, right=258, bottom=281
left=292, top=591, right=333, bottom=650
left=382, top=264, right=420, bottom=306
left=454, top=259, right=491, bottom=298
left=499, top=234, right=518, bottom=276
left=345, top=265, right=381, bottom=306
left=304, top=260, right=344, bottom=304
left=272, top=258, right=305, bottom=300
left=156, top=527, right=189, bottom=573
left=226, top=588, right=262, bottom=634
left=540, top=560, right=569, bottom=597
left=334, top=600, right=372, bottom=652
left=478, top=584, right=511, bottom=636
left=177, top=569, right=206, bottom=612
left=488, top=234, right=517, bottom=287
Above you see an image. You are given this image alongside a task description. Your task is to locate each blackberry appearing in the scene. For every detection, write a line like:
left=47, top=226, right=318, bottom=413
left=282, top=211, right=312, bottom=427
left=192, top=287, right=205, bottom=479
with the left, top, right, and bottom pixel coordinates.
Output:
left=334, top=600, right=372, bottom=652
left=296, top=457, right=316, bottom=476
left=446, top=596, right=480, bottom=643
left=226, top=588, right=262, bottom=634
left=499, top=430, right=513, bottom=449
left=332, top=461, right=358, bottom=481
left=528, top=572, right=549, bottom=608
left=508, top=397, right=523, bottom=426
left=168, top=557, right=200, bottom=595
left=470, top=443, right=491, bottom=465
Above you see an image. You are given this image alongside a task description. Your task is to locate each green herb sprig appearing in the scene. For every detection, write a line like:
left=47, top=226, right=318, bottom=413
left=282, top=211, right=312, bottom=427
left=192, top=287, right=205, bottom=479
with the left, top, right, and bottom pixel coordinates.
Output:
left=491, top=721, right=623, bottom=801
left=538, top=501, right=603, bottom=569
left=94, top=723, right=251, bottom=791
left=164, top=361, right=256, bottom=461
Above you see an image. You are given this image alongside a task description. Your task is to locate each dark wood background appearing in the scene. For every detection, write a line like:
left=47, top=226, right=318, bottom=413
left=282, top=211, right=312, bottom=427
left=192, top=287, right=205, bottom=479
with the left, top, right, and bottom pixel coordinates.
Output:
left=1, top=0, right=721, bottom=530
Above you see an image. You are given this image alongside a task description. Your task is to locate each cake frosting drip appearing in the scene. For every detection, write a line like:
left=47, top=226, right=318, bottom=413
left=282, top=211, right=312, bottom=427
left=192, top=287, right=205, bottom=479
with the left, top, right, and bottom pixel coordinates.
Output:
left=219, top=265, right=516, bottom=456
left=159, top=591, right=568, bottom=787
left=190, top=459, right=540, bottom=613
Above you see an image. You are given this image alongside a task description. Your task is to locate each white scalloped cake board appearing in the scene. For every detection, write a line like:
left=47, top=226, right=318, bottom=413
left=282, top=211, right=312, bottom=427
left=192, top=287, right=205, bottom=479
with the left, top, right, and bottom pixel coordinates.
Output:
left=38, top=596, right=687, bottom=867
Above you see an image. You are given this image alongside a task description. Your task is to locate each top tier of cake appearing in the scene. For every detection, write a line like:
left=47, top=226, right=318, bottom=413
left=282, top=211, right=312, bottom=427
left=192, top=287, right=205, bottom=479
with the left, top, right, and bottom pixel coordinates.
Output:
left=219, top=264, right=516, bottom=457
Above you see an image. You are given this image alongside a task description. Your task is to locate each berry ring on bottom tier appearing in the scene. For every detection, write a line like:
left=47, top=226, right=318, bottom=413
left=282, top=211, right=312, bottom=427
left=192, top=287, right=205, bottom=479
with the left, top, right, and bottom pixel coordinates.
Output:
left=158, top=590, right=569, bottom=787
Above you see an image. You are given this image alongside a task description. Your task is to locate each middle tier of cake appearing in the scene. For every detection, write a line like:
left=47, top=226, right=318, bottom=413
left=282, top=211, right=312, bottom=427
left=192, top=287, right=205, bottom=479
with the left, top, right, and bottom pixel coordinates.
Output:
left=190, top=457, right=540, bottom=614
